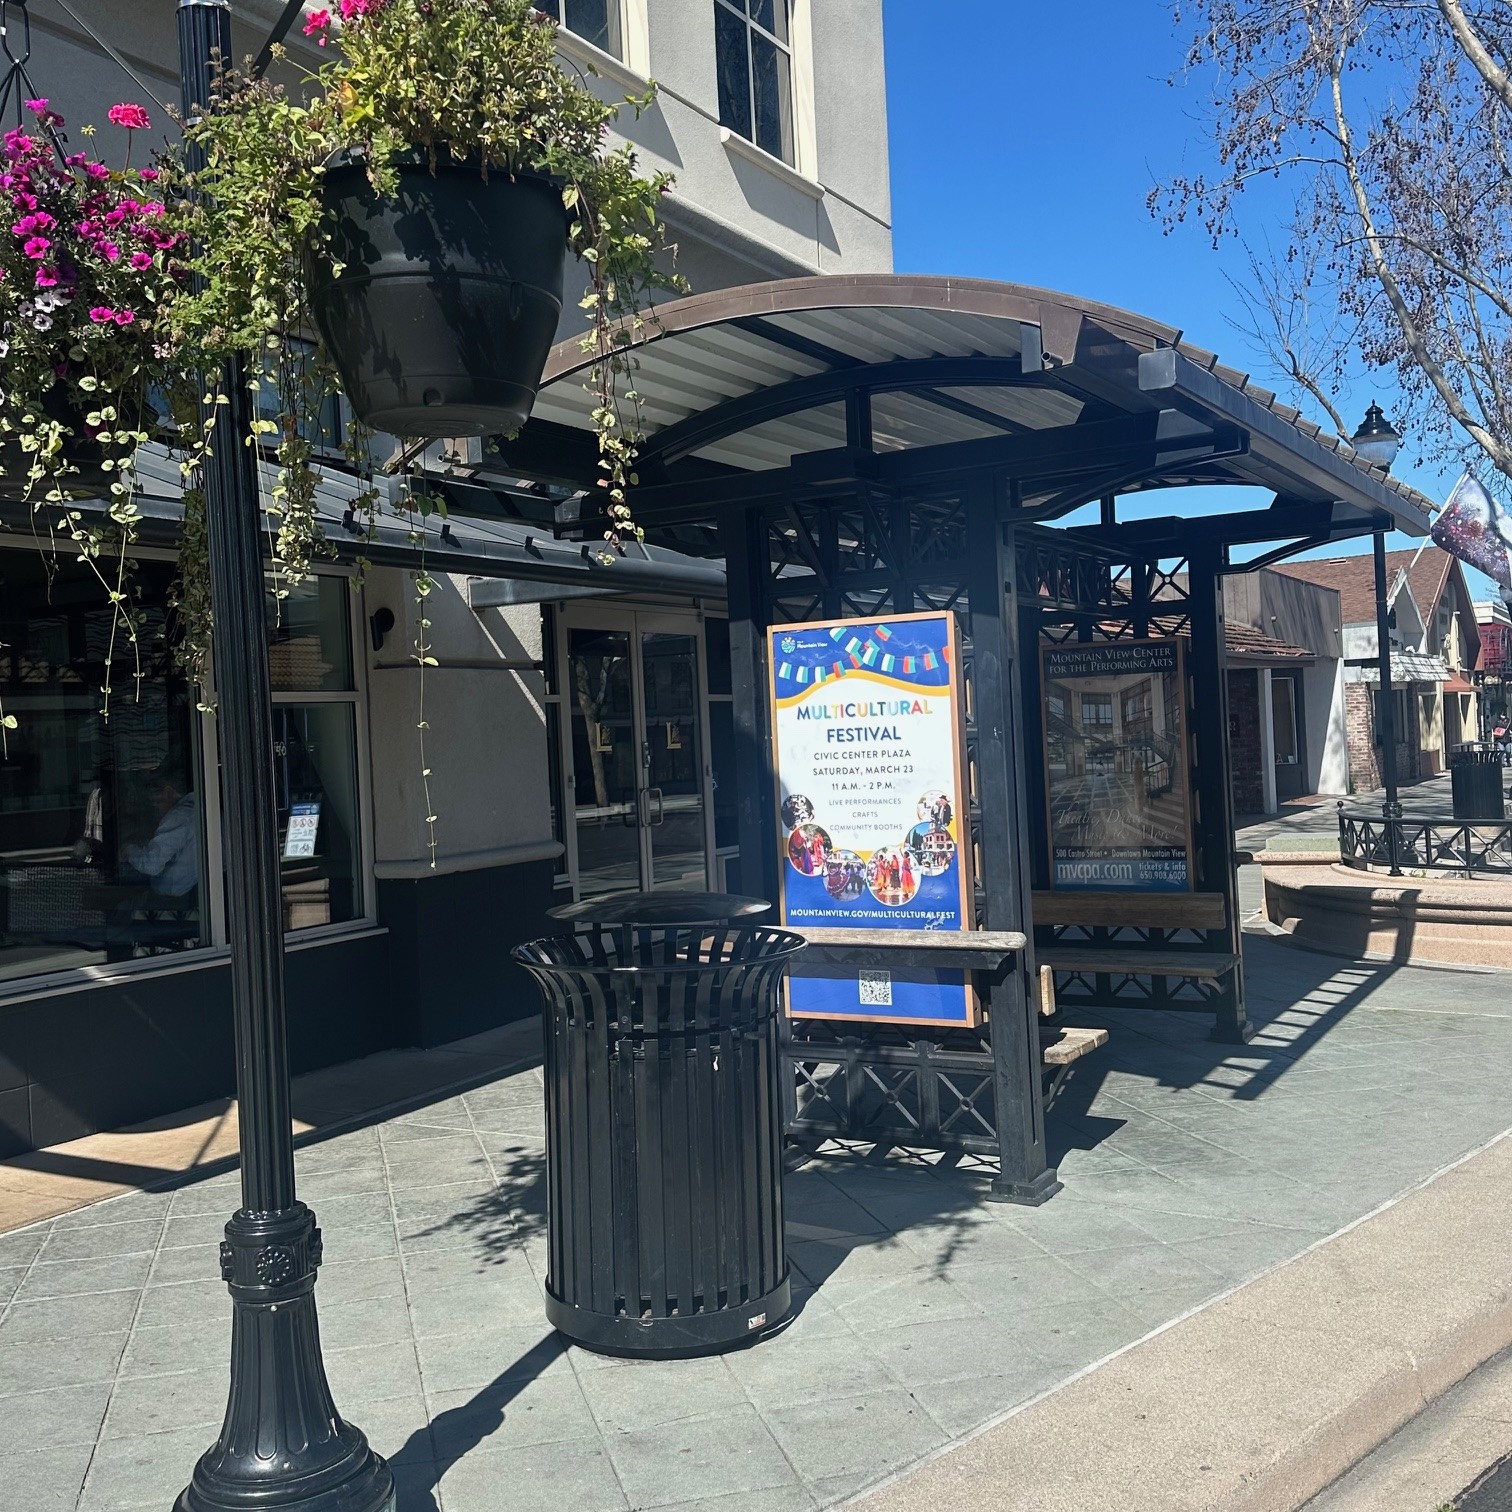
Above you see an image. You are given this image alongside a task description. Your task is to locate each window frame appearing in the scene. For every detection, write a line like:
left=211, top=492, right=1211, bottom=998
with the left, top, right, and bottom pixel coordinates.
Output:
left=713, top=0, right=797, bottom=167
left=264, top=568, right=378, bottom=939
left=534, top=0, right=625, bottom=61
left=0, top=546, right=377, bottom=1001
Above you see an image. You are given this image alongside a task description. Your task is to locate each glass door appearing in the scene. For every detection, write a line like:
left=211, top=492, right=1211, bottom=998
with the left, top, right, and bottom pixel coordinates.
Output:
left=560, top=607, right=713, bottom=898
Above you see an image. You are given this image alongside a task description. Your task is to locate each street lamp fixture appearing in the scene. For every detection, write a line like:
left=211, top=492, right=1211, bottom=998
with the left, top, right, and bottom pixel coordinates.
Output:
left=1350, top=402, right=1403, bottom=472
left=1353, top=402, right=1407, bottom=869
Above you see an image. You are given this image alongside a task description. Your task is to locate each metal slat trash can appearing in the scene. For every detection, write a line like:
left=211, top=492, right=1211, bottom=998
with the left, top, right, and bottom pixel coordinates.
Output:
left=1451, top=742, right=1505, bottom=822
left=513, top=923, right=805, bottom=1359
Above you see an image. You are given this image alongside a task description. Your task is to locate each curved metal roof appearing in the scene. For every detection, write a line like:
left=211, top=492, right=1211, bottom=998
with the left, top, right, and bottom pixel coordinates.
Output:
left=518, top=274, right=1432, bottom=537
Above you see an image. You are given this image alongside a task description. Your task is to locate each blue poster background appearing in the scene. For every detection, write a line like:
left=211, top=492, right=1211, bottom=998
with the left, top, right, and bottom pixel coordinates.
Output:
left=770, top=614, right=973, bottom=1025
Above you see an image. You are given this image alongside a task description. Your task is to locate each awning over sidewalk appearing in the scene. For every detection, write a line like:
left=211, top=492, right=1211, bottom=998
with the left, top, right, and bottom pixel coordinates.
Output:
left=1352, top=651, right=1455, bottom=684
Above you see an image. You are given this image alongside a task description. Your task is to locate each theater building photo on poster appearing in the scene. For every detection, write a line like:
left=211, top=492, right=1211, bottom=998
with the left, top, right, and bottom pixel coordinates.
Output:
left=1041, top=639, right=1193, bottom=891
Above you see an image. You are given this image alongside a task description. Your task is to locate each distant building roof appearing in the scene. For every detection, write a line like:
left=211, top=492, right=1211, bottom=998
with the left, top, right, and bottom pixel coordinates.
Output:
left=1274, top=544, right=1465, bottom=626
left=1223, top=623, right=1315, bottom=663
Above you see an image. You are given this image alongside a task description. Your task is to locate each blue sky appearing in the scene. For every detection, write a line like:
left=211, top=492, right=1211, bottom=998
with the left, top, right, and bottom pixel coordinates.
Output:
left=881, top=0, right=1487, bottom=585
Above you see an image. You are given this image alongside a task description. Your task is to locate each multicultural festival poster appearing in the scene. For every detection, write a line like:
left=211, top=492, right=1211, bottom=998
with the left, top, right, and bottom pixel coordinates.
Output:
left=1041, top=639, right=1193, bottom=891
left=767, top=612, right=977, bottom=1027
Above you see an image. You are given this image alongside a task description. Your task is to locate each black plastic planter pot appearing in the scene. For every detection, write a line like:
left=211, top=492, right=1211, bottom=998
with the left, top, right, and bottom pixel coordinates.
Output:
left=309, top=155, right=570, bottom=438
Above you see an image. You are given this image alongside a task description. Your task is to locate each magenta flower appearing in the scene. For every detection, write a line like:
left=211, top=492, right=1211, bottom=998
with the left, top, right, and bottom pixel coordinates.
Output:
left=107, top=103, right=151, bottom=132
left=23, top=98, right=47, bottom=113
left=89, top=306, right=116, bottom=324
left=339, top=0, right=383, bottom=17
left=22, top=235, right=50, bottom=258
left=113, top=309, right=136, bottom=326
left=303, top=7, right=332, bottom=42
left=85, top=163, right=110, bottom=180
left=129, top=250, right=153, bottom=270
left=138, top=168, right=159, bottom=182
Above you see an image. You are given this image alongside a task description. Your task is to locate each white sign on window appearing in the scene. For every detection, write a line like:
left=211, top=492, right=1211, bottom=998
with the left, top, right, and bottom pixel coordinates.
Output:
left=283, top=800, right=321, bottom=860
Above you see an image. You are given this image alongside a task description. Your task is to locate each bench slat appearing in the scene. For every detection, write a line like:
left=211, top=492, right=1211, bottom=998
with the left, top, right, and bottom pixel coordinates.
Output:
left=794, top=927, right=1026, bottom=950
left=1039, top=947, right=1238, bottom=980
left=1040, top=1025, right=1109, bottom=1066
left=1031, top=890, right=1227, bottom=930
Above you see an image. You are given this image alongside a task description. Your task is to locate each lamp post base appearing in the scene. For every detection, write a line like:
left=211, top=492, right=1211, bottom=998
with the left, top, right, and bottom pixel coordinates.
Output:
left=175, top=1204, right=395, bottom=1512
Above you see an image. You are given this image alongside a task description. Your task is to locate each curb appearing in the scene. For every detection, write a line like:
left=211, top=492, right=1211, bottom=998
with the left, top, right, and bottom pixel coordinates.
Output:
left=844, top=1131, right=1512, bottom=1512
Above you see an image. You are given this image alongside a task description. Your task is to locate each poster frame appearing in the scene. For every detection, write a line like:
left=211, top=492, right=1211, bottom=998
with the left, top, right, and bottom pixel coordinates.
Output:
left=1039, top=635, right=1196, bottom=895
left=767, top=608, right=981, bottom=1029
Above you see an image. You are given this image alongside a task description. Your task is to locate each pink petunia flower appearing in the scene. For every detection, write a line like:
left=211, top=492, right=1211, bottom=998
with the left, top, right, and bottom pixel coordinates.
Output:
left=89, top=306, right=116, bottom=324
left=304, top=7, right=332, bottom=41
left=22, top=235, right=50, bottom=258
left=129, top=250, right=153, bottom=270
left=138, top=168, right=159, bottom=182
left=85, top=162, right=110, bottom=180
left=98, top=240, right=120, bottom=262
left=23, top=98, right=47, bottom=114
left=107, top=103, right=151, bottom=131
left=34, top=266, right=59, bottom=289
left=113, top=309, right=135, bottom=326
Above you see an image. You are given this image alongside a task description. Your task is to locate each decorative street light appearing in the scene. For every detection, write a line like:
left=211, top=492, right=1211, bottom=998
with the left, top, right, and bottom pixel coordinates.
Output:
left=1353, top=404, right=1405, bottom=875
left=175, top=4, right=393, bottom=1510
left=1350, top=401, right=1403, bottom=470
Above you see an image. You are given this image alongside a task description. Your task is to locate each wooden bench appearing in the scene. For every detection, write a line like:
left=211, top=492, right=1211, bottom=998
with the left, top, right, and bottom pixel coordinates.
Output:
left=791, top=927, right=1026, bottom=971
left=1040, top=1023, right=1109, bottom=1106
left=1030, top=890, right=1227, bottom=930
left=788, top=927, right=1109, bottom=1102
left=1031, top=890, right=1241, bottom=1038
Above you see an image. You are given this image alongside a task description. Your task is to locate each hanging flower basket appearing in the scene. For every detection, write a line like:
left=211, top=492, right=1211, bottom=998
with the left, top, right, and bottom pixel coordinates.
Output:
left=308, top=153, right=569, bottom=438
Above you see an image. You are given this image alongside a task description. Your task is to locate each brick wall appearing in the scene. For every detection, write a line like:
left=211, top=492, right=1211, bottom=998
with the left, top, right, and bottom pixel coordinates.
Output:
left=1344, top=682, right=1419, bottom=793
left=1228, top=669, right=1265, bottom=815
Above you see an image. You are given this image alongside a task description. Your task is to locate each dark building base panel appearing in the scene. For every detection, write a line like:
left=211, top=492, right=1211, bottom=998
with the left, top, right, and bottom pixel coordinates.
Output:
left=0, top=857, right=558, bottom=1158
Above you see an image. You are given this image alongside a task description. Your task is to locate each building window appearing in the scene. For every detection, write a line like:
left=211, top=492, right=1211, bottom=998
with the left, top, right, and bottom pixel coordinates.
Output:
left=714, top=0, right=794, bottom=164
left=0, top=549, right=206, bottom=982
left=266, top=575, right=366, bottom=931
left=536, top=0, right=622, bottom=57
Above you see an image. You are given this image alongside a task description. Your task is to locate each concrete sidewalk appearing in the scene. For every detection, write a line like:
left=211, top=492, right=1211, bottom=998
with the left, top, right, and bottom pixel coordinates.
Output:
left=849, top=1131, right=1512, bottom=1512
left=3, top=932, right=1512, bottom=1510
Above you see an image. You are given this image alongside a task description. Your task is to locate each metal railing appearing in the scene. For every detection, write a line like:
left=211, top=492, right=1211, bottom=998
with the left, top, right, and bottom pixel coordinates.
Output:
left=1338, top=808, right=1512, bottom=877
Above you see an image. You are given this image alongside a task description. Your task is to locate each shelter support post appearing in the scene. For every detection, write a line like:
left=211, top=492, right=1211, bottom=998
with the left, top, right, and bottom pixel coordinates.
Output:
left=1373, top=531, right=1404, bottom=875
left=1185, top=544, right=1250, bottom=1044
left=976, top=493, right=1059, bottom=1204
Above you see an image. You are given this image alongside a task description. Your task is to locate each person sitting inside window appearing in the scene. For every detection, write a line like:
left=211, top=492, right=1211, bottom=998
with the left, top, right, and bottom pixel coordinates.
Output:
left=123, top=769, right=199, bottom=903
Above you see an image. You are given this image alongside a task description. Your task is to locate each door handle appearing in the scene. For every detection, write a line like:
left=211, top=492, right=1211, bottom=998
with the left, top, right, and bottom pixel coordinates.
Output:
left=647, top=787, right=665, bottom=826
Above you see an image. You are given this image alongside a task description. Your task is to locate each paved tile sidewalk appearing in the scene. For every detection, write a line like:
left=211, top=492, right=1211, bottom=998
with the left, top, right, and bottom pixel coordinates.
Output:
left=4, top=934, right=1512, bottom=1511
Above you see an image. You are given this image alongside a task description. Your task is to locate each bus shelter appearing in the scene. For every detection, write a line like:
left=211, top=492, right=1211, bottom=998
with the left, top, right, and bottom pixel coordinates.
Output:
left=496, top=274, right=1432, bottom=1203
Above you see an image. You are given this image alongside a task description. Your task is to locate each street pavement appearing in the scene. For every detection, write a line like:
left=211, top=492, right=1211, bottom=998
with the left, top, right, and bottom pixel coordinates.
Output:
left=5, top=930, right=1512, bottom=1510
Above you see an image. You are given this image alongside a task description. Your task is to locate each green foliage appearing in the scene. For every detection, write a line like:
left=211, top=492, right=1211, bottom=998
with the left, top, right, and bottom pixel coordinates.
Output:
left=167, top=0, right=681, bottom=589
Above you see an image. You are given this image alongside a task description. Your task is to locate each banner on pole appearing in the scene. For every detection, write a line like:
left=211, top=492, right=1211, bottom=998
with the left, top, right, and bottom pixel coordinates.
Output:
left=1431, top=472, right=1512, bottom=591
left=767, top=611, right=977, bottom=1027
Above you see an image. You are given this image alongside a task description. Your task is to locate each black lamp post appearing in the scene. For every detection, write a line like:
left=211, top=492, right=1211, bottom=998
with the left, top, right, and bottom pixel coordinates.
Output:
left=175, top=4, right=393, bottom=1509
left=1351, top=403, right=1404, bottom=875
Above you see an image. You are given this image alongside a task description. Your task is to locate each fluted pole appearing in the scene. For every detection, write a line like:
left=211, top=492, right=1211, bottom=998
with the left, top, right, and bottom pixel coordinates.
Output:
left=175, top=5, right=393, bottom=1509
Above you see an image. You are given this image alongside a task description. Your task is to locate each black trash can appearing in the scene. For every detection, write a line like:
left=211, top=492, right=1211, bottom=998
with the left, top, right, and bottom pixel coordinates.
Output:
left=1451, top=742, right=1505, bottom=822
left=513, top=924, right=805, bottom=1359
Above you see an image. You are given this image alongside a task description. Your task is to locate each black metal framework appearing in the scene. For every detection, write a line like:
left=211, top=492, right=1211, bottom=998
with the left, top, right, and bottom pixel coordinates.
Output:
left=720, top=472, right=1057, bottom=1203
left=1016, top=529, right=1248, bottom=1043
left=1339, top=810, right=1512, bottom=876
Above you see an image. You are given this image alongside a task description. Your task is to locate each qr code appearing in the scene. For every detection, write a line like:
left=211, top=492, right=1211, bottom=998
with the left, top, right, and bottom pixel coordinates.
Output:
left=858, top=971, right=893, bottom=1006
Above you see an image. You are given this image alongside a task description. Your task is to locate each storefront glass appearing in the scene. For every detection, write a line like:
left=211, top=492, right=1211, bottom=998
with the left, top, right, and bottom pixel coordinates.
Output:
left=0, top=550, right=205, bottom=981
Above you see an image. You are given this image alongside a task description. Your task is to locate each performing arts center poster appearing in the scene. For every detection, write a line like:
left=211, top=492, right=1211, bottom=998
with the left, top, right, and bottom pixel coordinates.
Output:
left=1040, top=638, right=1194, bottom=891
left=767, top=611, right=977, bottom=1027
